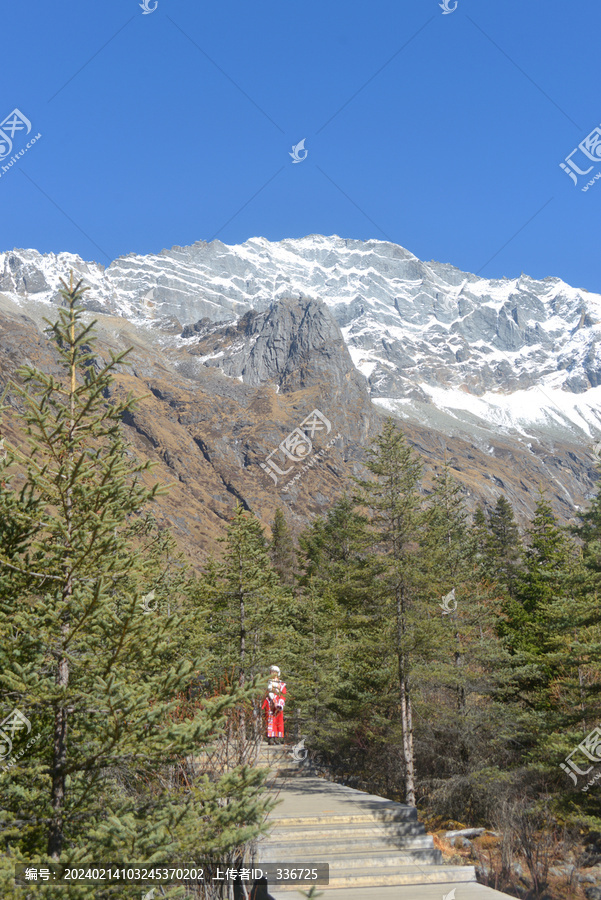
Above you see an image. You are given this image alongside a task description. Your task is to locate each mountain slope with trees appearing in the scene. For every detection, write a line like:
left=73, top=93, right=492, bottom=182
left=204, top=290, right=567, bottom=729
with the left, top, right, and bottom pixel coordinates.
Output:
left=1, top=278, right=601, bottom=900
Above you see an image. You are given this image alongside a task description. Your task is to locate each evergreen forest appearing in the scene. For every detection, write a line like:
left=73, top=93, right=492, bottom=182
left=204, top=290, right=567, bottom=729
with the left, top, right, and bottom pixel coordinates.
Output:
left=1, top=280, right=601, bottom=899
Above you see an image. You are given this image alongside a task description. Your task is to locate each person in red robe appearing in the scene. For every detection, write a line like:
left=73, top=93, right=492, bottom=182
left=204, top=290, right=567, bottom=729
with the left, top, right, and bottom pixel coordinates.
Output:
left=262, top=665, right=286, bottom=745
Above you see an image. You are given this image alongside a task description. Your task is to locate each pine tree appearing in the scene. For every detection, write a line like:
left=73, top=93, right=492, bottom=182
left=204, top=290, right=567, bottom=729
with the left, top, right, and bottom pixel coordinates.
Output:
left=355, top=418, right=423, bottom=806
left=295, top=496, right=385, bottom=760
left=422, top=465, right=471, bottom=587
left=420, top=466, right=472, bottom=716
left=472, top=494, right=523, bottom=596
left=483, top=495, right=522, bottom=595
left=507, top=493, right=574, bottom=656
left=497, top=493, right=597, bottom=806
left=269, top=508, right=296, bottom=586
left=498, top=495, right=568, bottom=723
left=415, top=468, right=514, bottom=820
left=195, top=504, right=296, bottom=750
left=286, top=574, right=340, bottom=747
left=217, top=505, right=291, bottom=686
left=573, top=475, right=601, bottom=719
left=557, top=481, right=601, bottom=808
left=0, top=278, right=275, bottom=898
left=472, top=505, right=488, bottom=557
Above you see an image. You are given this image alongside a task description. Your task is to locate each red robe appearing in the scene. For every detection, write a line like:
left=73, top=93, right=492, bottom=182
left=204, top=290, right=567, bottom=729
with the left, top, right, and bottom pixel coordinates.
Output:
left=262, top=680, right=286, bottom=738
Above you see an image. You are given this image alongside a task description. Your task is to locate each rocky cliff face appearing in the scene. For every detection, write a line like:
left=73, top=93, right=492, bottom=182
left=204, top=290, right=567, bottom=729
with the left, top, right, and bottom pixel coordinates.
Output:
left=0, top=235, right=599, bottom=556
left=3, top=235, right=601, bottom=406
left=0, top=290, right=379, bottom=558
left=184, top=296, right=369, bottom=398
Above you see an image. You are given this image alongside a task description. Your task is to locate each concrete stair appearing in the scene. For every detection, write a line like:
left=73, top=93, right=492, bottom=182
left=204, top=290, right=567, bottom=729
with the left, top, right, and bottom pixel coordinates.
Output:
left=254, top=742, right=479, bottom=894
left=191, top=743, right=510, bottom=898
left=255, top=744, right=303, bottom=779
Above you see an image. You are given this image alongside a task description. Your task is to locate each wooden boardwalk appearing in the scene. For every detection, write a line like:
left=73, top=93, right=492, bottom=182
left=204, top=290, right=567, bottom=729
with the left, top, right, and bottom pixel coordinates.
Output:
left=253, top=744, right=512, bottom=900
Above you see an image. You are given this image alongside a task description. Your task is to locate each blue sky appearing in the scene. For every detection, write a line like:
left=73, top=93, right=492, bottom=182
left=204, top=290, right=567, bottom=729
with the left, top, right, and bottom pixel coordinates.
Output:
left=1, top=0, right=600, bottom=291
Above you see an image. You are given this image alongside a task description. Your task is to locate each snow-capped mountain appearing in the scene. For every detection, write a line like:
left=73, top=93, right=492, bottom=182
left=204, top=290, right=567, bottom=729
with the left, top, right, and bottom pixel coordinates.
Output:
left=2, top=235, right=600, bottom=449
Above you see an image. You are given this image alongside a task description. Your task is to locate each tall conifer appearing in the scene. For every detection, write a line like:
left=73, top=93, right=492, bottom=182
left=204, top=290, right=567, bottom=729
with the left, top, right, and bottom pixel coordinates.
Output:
left=355, top=418, right=423, bottom=806
left=0, top=278, right=274, bottom=898
left=269, top=508, right=296, bottom=586
left=295, top=496, right=384, bottom=756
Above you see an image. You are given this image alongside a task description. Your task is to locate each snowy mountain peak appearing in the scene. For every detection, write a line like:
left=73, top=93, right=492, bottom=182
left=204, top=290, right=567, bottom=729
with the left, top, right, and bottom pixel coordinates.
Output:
left=1, top=235, right=600, bottom=447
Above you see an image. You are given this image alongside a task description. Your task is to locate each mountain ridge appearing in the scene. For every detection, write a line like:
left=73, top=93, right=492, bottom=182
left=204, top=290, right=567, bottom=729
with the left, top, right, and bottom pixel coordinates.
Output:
left=0, top=234, right=599, bottom=550
left=5, top=233, right=601, bottom=443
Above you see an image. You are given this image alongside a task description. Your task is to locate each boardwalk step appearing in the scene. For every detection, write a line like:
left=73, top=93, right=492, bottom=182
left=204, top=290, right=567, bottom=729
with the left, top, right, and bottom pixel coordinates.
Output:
left=258, top=758, right=482, bottom=895
left=262, top=823, right=426, bottom=849
left=267, top=810, right=418, bottom=828
left=269, top=819, right=425, bottom=836
left=258, top=849, right=443, bottom=867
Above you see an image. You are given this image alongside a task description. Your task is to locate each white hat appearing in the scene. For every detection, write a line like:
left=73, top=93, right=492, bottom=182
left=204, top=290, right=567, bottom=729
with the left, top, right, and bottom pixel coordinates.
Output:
left=270, top=665, right=280, bottom=674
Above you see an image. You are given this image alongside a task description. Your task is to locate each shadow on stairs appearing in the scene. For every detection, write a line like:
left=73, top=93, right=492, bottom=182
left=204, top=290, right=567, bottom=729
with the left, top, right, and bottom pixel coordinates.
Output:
left=250, top=742, right=514, bottom=900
